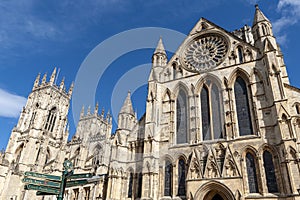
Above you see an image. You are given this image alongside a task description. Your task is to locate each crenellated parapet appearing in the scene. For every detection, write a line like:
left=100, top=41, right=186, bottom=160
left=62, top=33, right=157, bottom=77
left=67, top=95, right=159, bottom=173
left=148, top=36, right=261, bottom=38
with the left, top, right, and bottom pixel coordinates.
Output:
left=32, top=68, right=74, bottom=98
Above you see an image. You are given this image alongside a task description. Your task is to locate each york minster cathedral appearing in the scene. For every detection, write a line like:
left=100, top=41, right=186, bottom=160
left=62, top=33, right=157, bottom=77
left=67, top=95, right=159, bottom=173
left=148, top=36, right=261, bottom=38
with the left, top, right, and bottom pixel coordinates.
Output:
left=1, top=5, right=300, bottom=200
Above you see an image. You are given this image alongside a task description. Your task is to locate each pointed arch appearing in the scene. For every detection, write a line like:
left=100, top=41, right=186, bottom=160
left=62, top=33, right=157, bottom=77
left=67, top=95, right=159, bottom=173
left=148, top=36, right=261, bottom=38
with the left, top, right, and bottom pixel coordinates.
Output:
left=73, top=147, right=80, bottom=166
left=194, top=180, right=235, bottom=200
left=194, top=73, right=223, bottom=94
left=201, top=85, right=210, bottom=140
left=178, top=158, right=186, bottom=196
left=237, top=46, right=244, bottom=63
left=211, top=83, right=223, bottom=139
left=128, top=171, right=134, bottom=198
left=44, top=106, right=57, bottom=132
left=234, top=76, right=253, bottom=136
left=92, top=144, right=102, bottom=165
left=293, top=102, right=300, bottom=114
left=15, top=143, right=24, bottom=163
left=164, top=159, right=173, bottom=196
left=162, top=89, right=172, bottom=113
left=228, top=67, right=250, bottom=86
left=245, top=150, right=259, bottom=193
left=163, top=89, right=172, bottom=102
left=263, top=150, right=278, bottom=193
left=198, top=75, right=224, bottom=141
left=176, top=88, right=188, bottom=144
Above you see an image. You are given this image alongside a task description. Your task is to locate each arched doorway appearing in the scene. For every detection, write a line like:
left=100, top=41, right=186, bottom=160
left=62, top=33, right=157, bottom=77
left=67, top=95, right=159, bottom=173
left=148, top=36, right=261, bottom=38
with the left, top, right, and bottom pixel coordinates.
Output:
left=194, top=181, right=235, bottom=200
left=212, top=194, right=224, bottom=200
left=203, top=190, right=225, bottom=200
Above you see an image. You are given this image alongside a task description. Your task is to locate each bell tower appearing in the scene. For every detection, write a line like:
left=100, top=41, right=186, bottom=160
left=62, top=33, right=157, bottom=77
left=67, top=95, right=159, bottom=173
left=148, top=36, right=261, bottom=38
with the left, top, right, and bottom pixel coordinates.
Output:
left=0, top=68, right=73, bottom=199
left=5, top=67, right=72, bottom=174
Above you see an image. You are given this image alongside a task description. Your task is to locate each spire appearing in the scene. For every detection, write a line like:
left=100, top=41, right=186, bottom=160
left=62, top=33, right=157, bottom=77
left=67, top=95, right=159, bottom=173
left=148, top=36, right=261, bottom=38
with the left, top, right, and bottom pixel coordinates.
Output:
left=80, top=106, right=85, bottom=119
left=152, top=37, right=168, bottom=69
left=253, top=4, right=270, bottom=27
left=106, top=110, right=111, bottom=123
left=87, top=106, right=91, bottom=115
left=120, top=91, right=135, bottom=115
left=154, top=37, right=166, bottom=55
left=94, top=102, right=99, bottom=115
left=68, top=82, right=74, bottom=97
left=59, top=77, right=65, bottom=90
left=41, top=73, right=47, bottom=84
left=33, top=73, right=41, bottom=90
left=49, top=68, right=57, bottom=85
left=101, top=107, right=105, bottom=117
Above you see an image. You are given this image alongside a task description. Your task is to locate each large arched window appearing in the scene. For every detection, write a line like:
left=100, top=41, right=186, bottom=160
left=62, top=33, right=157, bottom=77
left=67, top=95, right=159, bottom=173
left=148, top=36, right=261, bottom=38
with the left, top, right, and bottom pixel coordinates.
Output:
left=211, top=84, right=222, bottom=139
left=176, top=89, right=188, bottom=144
left=128, top=172, right=133, bottom=198
left=263, top=151, right=278, bottom=193
left=200, top=83, right=223, bottom=140
left=92, top=145, right=102, bottom=166
left=44, top=107, right=57, bottom=132
left=201, top=86, right=211, bottom=140
left=164, top=160, right=173, bottom=196
left=246, top=153, right=259, bottom=193
left=178, top=159, right=186, bottom=196
left=234, top=77, right=253, bottom=136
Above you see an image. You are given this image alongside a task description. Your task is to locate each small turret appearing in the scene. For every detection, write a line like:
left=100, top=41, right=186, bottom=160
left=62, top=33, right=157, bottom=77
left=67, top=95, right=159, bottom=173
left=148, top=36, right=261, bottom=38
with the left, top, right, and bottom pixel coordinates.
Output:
left=49, top=68, right=57, bottom=85
left=152, top=37, right=167, bottom=68
left=80, top=106, right=85, bottom=119
left=252, top=4, right=275, bottom=50
left=33, top=73, right=41, bottom=90
left=119, top=91, right=135, bottom=115
left=68, top=82, right=74, bottom=97
left=118, top=91, right=136, bottom=130
left=87, top=106, right=91, bottom=115
left=41, top=73, right=47, bottom=85
left=94, top=102, right=99, bottom=115
left=59, top=77, right=65, bottom=90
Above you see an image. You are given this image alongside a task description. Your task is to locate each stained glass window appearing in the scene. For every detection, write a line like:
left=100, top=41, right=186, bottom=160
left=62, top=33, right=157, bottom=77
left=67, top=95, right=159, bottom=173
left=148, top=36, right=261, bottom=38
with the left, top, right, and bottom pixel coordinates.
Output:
left=137, top=173, right=142, bottom=198
left=176, top=89, right=188, bottom=144
left=263, top=151, right=278, bottom=193
left=164, top=160, right=173, bottom=196
left=246, top=153, right=259, bottom=193
left=128, top=172, right=133, bottom=198
left=44, top=107, right=57, bottom=132
left=201, top=86, right=211, bottom=140
left=234, top=77, right=253, bottom=136
left=211, top=84, right=223, bottom=139
left=178, top=159, right=186, bottom=196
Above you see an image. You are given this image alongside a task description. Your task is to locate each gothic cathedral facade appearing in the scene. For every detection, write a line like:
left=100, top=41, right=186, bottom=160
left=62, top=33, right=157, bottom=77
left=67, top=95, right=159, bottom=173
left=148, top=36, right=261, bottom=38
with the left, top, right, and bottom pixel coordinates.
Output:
left=1, top=5, right=300, bottom=200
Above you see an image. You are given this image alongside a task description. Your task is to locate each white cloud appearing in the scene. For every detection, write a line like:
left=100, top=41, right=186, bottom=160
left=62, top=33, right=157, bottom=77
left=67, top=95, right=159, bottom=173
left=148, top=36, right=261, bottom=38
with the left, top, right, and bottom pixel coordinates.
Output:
left=0, top=0, right=125, bottom=49
left=0, top=89, right=26, bottom=118
left=273, top=0, right=300, bottom=44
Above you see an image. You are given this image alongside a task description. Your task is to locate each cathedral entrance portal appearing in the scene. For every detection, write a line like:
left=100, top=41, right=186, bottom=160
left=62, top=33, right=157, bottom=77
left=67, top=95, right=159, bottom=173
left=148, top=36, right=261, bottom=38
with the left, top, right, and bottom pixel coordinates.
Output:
left=203, top=191, right=225, bottom=200
left=193, top=181, right=234, bottom=200
left=212, top=194, right=224, bottom=200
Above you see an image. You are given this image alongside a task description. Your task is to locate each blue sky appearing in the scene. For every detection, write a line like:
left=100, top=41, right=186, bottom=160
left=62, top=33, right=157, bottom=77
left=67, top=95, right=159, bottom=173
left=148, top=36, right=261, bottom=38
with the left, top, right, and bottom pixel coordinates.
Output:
left=0, top=0, right=300, bottom=150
